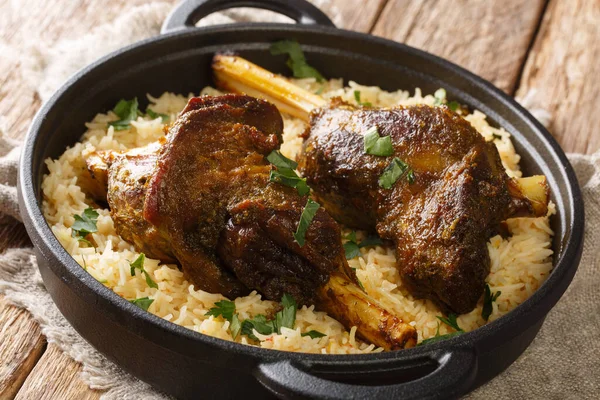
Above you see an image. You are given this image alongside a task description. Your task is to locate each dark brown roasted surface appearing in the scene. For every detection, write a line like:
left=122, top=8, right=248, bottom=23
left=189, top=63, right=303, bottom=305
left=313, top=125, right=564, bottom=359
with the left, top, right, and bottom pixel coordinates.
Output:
left=298, top=100, right=538, bottom=314
left=85, top=95, right=418, bottom=349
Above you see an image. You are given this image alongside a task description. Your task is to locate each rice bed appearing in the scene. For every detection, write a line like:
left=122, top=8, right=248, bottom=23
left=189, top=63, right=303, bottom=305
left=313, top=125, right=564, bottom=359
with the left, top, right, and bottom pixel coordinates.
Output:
left=41, top=79, right=554, bottom=354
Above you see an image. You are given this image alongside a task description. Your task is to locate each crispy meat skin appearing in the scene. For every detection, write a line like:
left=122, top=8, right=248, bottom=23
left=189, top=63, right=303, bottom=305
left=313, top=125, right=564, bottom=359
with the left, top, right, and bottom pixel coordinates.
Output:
left=298, top=101, right=524, bottom=313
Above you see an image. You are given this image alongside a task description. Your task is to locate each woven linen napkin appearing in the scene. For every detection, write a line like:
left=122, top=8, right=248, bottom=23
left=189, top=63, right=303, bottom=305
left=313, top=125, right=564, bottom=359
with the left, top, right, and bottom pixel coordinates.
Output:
left=0, top=2, right=598, bottom=399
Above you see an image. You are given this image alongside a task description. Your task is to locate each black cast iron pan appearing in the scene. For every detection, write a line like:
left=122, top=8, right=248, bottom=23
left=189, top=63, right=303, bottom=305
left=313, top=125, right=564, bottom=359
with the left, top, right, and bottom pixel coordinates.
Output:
left=18, top=0, right=585, bottom=398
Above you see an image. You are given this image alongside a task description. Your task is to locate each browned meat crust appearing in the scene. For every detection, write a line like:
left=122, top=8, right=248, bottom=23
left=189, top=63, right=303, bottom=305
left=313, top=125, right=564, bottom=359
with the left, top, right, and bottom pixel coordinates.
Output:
left=298, top=100, right=526, bottom=313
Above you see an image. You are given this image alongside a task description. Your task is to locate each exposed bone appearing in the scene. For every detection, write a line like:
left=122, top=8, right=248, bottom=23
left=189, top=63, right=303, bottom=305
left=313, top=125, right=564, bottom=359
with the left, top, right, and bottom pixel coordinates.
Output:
left=212, top=54, right=550, bottom=217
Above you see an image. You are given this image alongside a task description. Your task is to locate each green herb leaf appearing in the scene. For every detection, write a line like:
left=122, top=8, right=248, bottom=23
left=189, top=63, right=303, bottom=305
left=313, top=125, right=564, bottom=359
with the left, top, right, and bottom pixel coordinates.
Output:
left=378, top=157, right=414, bottom=189
left=344, top=231, right=358, bottom=243
left=363, top=126, right=394, bottom=156
left=359, top=235, right=383, bottom=248
left=274, top=293, right=297, bottom=333
left=241, top=315, right=275, bottom=341
left=108, top=98, right=139, bottom=131
left=294, top=199, right=320, bottom=247
left=269, top=169, right=310, bottom=196
left=71, top=208, right=99, bottom=247
left=353, top=90, right=372, bottom=107
left=270, top=40, right=324, bottom=82
left=418, top=331, right=462, bottom=346
left=433, top=88, right=446, bottom=106
left=437, top=313, right=464, bottom=332
left=481, top=284, right=501, bottom=321
left=315, top=84, right=325, bottom=95
left=129, top=253, right=158, bottom=289
left=205, top=300, right=236, bottom=322
left=230, top=314, right=242, bottom=339
left=267, top=150, right=298, bottom=170
left=130, top=297, right=154, bottom=311
left=72, top=208, right=99, bottom=235
left=146, top=108, right=169, bottom=123
left=344, top=241, right=361, bottom=259
left=447, top=101, right=460, bottom=111
left=302, top=330, right=327, bottom=339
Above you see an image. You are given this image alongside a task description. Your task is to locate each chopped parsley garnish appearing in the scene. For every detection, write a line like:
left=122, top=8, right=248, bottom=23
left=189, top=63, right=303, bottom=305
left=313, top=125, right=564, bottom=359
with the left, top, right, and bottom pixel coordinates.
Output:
left=363, top=126, right=394, bottom=156
left=418, top=322, right=463, bottom=346
left=230, top=315, right=242, bottom=339
left=205, top=300, right=243, bottom=339
left=302, top=330, right=327, bottom=339
left=108, top=98, right=139, bottom=131
left=344, top=231, right=384, bottom=259
left=491, top=133, right=503, bottom=141
left=437, top=313, right=464, bottom=332
left=447, top=101, right=460, bottom=111
left=418, top=314, right=464, bottom=346
left=481, top=284, right=501, bottom=321
left=433, top=88, right=446, bottom=106
left=269, top=169, right=310, bottom=196
left=146, top=108, right=169, bottom=123
left=378, top=157, right=414, bottom=189
left=294, top=198, right=320, bottom=247
left=130, top=297, right=154, bottom=311
left=241, top=314, right=275, bottom=340
left=267, top=150, right=309, bottom=196
left=270, top=40, right=324, bottom=82
left=241, top=293, right=299, bottom=340
left=129, top=253, right=158, bottom=289
left=71, top=208, right=98, bottom=247
left=353, top=90, right=372, bottom=107
left=206, top=300, right=236, bottom=321
left=267, top=150, right=298, bottom=169
left=315, top=84, right=326, bottom=95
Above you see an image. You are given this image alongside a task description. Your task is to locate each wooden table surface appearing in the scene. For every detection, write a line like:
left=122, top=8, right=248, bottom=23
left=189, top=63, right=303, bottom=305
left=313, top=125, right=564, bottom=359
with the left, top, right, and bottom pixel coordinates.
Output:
left=0, top=0, right=598, bottom=398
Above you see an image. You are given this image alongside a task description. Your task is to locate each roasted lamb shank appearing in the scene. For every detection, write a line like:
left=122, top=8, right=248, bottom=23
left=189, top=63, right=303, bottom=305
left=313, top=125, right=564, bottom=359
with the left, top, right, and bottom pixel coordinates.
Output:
left=213, top=55, right=549, bottom=314
left=86, top=94, right=416, bottom=350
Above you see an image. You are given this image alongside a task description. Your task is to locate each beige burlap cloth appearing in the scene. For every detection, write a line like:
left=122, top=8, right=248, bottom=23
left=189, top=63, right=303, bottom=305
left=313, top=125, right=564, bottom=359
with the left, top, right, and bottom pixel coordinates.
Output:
left=0, top=2, right=597, bottom=399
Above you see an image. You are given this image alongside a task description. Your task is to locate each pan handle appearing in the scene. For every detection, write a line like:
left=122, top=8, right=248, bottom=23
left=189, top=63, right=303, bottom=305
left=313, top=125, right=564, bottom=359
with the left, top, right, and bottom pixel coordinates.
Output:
left=256, top=349, right=478, bottom=399
left=161, top=0, right=335, bottom=34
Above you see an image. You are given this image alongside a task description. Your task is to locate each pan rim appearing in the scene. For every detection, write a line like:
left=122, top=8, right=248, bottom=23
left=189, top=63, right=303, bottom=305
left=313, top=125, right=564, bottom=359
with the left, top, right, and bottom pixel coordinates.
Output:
left=18, top=22, right=585, bottom=365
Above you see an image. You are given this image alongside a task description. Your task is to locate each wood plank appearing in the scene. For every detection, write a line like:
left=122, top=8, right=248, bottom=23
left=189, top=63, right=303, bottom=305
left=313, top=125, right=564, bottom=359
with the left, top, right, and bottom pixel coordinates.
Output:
left=515, top=0, right=600, bottom=155
left=320, top=0, right=388, bottom=32
left=0, top=297, right=45, bottom=400
left=371, top=0, right=547, bottom=93
left=14, top=344, right=102, bottom=400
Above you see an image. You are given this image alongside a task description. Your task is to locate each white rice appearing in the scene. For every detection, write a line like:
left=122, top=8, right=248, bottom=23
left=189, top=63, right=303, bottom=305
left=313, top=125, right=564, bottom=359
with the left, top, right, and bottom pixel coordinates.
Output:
left=41, top=79, right=554, bottom=353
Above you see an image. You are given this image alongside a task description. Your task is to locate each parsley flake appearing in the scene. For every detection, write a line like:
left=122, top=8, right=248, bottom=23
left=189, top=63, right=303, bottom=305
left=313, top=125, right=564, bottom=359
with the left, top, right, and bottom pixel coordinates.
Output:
left=378, top=157, right=414, bottom=189
left=353, top=90, right=372, bottom=107
left=71, top=208, right=98, bottom=247
left=418, top=321, right=463, bottom=346
left=481, top=284, right=501, bottom=321
left=437, top=313, right=464, bottom=332
left=146, top=108, right=169, bottom=123
left=205, top=300, right=236, bottom=322
left=129, top=253, right=158, bottom=289
left=267, top=150, right=310, bottom=196
left=230, top=314, right=242, bottom=339
left=364, top=126, right=394, bottom=156
left=270, top=40, right=324, bottom=82
left=108, top=98, right=139, bottom=131
left=302, top=330, right=327, bottom=339
left=344, top=231, right=384, bottom=259
left=294, top=199, right=320, bottom=247
left=130, top=297, right=154, bottom=311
